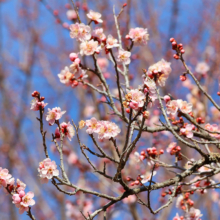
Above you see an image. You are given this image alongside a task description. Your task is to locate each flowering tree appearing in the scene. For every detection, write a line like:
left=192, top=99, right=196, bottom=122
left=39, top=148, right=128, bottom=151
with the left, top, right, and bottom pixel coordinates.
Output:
left=1, top=0, right=220, bottom=220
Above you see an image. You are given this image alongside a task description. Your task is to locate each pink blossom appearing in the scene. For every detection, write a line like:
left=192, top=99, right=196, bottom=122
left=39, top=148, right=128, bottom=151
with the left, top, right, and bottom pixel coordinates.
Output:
left=97, top=58, right=109, bottom=71
left=87, top=10, right=103, bottom=23
left=70, top=23, right=91, bottom=41
left=123, top=195, right=136, bottom=204
left=58, top=66, right=74, bottom=86
left=80, top=39, right=101, bottom=56
left=92, top=28, right=106, bottom=41
left=147, top=59, right=171, bottom=86
left=177, top=99, right=192, bottom=114
left=166, top=100, right=179, bottom=115
left=67, top=152, right=78, bottom=165
left=83, top=106, right=95, bottom=117
left=55, top=122, right=75, bottom=141
left=176, top=195, right=184, bottom=208
left=180, top=124, right=194, bottom=138
left=126, top=27, right=149, bottom=45
left=97, top=121, right=121, bottom=140
left=164, top=95, right=171, bottom=103
left=20, top=191, right=35, bottom=207
left=30, top=98, right=48, bottom=111
left=128, top=89, right=145, bottom=110
left=205, top=123, right=220, bottom=139
left=143, top=77, right=157, bottom=101
left=106, top=35, right=119, bottom=49
left=117, top=49, right=131, bottom=65
left=46, top=107, right=66, bottom=125
left=185, top=208, right=203, bottom=220
left=38, top=158, right=59, bottom=182
left=16, top=179, right=26, bottom=190
left=69, top=52, right=78, bottom=62
left=69, top=60, right=81, bottom=73
left=141, top=171, right=156, bottom=183
left=66, top=9, right=77, bottom=20
left=195, top=62, right=210, bottom=75
left=0, top=167, right=12, bottom=188
left=14, top=191, right=35, bottom=214
left=85, top=117, right=101, bottom=134
left=133, top=152, right=145, bottom=162
left=12, top=194, right=21, bottom=204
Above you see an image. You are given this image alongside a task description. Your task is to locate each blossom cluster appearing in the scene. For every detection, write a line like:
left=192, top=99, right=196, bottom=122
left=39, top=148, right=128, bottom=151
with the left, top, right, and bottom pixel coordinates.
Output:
left=123, top=89, right=145, bottom=110
left=166, top=99, right=192, bottom=115
left=167, top=142, right=182, bottom=160
left=145, top=59, right=172, bottom=87
left=0, top=167, right=35, bottom=214
left=126, top=27, right=149, bottom=45
left=205, top=123, right=220, bottom=139
left=85, top=117, right=120, bottom=140
left=60, top=11, right=150, bottom=91
left=38, top=158, right=59, bottom=183
left=174, top=193, right=203, bottom=220
left=58, top=58, right=88, bottom=88
left=30, top=91, right=48, bottom=111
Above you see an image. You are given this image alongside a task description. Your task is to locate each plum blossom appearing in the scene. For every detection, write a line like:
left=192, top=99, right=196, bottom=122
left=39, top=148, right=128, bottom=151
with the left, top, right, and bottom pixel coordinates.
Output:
left=117, top=49, right=131, bottom=65
left=97, top=58, right=109, bottom=71
left=123, top=195, right=136, bottom=204
left=195, top=62, right=210, bottom=75
left=127, top=89, right=145, bottom=110
left=85, top=118, right=120, bottom=139
left=97, top=121, right=121, bottom=140
left=12, top=194, right=22, bottom=204
left=14, top=192, right=35, bottom=214
left=67, top=152, right=78, bottom=165
left=180, top=124, right=194, bottom=138
left=70, top=23, right=91, bottom=41
left=177, top=99, right=192, bottom=114
left=85, top=117, right=101, bottom=134
left=20, top=191, right=35, bottom=207
left=66, top=9, right=77, bottom=20
left=166, top=100, right=179, bottom=115
left=69, top=59, right=81, bottom=73
left=141, top=171, right=156, bottom=183
left=38, top=158, right=59, bottom=182
left=46, top=107, right=66, bottom=125
left=55, top=122, right=75, bottom=141
left=92, top=28, right=106, bottom=41
left=80, top=39, right=101, bottom=56
left=58, top=66, right=74, bottom=86
left=205, top=123, right=220, bottom=139
left=16, top=179, right=26, bottom=190
left=0, top=168, right=12, bottom=188
left=146, top=59, right=171, bottom=86
left=185, top=208, right=203, bottom=220
left=87, top=10, right=103, bottom=23
left=133, top=151, right=145, bottom=162
left=126, top=27, right=149, bottom=45
left=106, top=35, right=119, bottom=49
left=30, top=98, right=48, bottom=111
left=143, top=77, right=157, bottom=102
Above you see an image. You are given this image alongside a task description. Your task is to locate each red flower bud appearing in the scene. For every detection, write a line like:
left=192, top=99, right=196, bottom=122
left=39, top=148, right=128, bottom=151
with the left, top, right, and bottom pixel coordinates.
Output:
left=53, top=10, right=59, bottom=16
left=126, top=108, right=130, bottom=113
